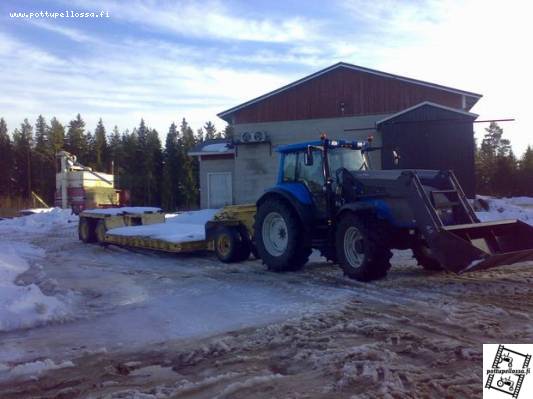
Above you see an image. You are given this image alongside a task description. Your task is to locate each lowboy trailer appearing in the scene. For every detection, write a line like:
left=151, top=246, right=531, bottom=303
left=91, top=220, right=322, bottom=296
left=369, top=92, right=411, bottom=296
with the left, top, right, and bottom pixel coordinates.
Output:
left=78, top=205, right=257, bottom=257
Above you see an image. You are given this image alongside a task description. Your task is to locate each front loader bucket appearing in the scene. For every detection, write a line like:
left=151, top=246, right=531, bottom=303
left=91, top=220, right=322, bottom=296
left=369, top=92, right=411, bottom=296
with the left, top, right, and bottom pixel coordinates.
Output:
left=431, top=220, right=533, bottom=274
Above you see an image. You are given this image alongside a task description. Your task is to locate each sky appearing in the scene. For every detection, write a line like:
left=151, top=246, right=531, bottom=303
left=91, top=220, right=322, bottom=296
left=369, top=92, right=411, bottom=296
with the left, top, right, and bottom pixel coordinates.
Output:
left=0, top=0, right=531, bottom=153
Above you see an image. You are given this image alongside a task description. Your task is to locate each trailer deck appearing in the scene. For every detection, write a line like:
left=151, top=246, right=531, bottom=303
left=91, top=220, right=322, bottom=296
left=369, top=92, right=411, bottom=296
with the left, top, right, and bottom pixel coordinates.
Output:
left=79, top=205, right=257, bottom=257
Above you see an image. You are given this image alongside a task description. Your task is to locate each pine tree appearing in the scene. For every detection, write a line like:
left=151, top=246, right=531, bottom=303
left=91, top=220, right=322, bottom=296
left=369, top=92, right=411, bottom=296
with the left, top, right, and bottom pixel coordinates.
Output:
left=162, top=122, right=183, bottom=210
left=65, top=113, right=87, bottom=160
left=94, top=118, right=108, bottom=171
left=33, top=115, right=55, bottom=204
left=119, top=129, right=139, bottom=204
left=223, top=124, right=234, bottom=140
left=49, top=117, right=65, bottom=154
left=179, top=118, right=199, bottom=207
left=144, top=129, right=163, bottom=205
left=108, top=126, right=122, bottom=175
left=476, top=122, right=510, bottom=195
left=0, top=118, right=13, bottom=198
left=12, top=119, right=33, bottom=198
left=84, top=131, right=96, bottom=167
left=203, top=121, right=217, bottom=140
left=519, top=145, right=533, bottom=196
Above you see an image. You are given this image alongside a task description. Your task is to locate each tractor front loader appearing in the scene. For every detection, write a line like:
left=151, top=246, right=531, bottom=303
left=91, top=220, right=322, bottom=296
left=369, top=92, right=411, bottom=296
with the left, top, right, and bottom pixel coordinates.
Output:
left=253, top=136, right=533, bottom=281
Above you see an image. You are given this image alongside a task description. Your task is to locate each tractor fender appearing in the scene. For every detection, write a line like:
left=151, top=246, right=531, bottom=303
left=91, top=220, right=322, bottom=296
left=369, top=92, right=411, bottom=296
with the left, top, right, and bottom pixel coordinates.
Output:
left=256, top=188, right=315, bottom=235
left=336, top=202, right=376, bottom=220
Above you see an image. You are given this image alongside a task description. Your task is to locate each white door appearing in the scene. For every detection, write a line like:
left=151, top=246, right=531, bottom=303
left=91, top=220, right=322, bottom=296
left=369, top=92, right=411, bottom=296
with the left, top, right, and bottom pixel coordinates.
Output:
left=208, top=172, right=232, bottom=208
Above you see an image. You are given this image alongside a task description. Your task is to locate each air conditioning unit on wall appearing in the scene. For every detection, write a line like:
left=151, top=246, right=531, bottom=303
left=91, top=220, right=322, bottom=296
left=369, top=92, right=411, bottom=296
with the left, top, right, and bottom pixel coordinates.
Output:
left=239, top=131, right=268, bottom=143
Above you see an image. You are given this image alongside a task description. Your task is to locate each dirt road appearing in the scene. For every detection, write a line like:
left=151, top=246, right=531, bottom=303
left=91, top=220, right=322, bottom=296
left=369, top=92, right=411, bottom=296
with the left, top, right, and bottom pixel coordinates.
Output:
left=0, top=219, right=532, bottom=398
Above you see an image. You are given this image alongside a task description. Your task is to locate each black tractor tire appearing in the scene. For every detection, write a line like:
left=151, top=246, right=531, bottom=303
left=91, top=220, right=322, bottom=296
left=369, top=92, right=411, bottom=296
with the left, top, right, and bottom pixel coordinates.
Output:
left=255, top=198, right=310, bottom=272
left=412, top=245, right=443, bottom=271
left=78, top=217, right=96, bottom=243
left=214, top=226, right=244, bottom=263
left=234, top=228, right=252, bottom=262
left=335, top=213, right=392, bottom=282
left=95, top=220, right=108, bottom=245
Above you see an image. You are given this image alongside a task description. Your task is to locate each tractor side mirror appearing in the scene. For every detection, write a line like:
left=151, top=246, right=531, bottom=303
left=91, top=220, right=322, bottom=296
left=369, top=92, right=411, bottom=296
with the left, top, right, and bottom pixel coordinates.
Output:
left=304, top=146, right=314, bottom=166
left=392, top=150, right=400, bottom=167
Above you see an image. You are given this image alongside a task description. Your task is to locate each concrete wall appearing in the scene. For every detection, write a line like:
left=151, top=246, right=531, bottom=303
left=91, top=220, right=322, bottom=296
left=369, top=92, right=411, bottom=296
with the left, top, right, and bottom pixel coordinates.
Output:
left=198, top=157, right=235, bottom=209
left=232, top=114, right=391, bottom=204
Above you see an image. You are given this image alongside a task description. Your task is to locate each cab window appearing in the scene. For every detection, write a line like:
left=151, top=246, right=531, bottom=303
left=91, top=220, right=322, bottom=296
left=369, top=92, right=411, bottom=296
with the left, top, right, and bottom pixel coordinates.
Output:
left=296, top=150, right=324, bottom=192
left=282, top=153, right=297, bottom=182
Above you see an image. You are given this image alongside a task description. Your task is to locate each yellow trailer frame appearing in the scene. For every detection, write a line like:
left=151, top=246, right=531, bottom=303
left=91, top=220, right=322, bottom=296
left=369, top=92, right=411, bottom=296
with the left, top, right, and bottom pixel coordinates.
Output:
left=78, top=205, right=257, bottom=257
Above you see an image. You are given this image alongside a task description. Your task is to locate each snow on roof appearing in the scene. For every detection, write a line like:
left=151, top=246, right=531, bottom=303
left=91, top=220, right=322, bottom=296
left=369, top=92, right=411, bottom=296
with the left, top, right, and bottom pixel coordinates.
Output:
left=202, top=143, right=230, bottom=152
left=188, top=140, right=234, bottom=156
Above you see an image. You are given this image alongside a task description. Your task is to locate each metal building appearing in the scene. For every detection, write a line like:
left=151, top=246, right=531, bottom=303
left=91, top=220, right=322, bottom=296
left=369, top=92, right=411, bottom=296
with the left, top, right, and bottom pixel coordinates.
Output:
left=191, top=62, right=481, bottom=207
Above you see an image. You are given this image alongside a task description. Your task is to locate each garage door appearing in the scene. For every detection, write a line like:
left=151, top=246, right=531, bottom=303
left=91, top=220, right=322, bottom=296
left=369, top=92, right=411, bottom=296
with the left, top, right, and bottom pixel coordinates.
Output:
left=208, top=172, right=232, bottom=208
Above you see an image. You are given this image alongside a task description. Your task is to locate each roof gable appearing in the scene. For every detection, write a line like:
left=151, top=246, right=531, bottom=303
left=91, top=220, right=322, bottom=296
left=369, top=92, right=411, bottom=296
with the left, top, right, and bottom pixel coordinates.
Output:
left=376, top=101, right=478, bottom=125
left=218, top=62, right=482, bottom=123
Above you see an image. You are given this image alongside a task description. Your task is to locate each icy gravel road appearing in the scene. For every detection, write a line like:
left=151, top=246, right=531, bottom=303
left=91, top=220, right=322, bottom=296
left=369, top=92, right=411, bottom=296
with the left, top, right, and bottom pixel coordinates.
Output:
left=0, top=208, right=532, bottom=398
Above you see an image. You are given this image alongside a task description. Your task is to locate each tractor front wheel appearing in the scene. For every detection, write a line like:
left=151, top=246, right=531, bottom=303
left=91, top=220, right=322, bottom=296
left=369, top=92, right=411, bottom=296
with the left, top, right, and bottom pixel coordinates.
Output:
left=336, top=214, right=392, bottom=281
left=255, top=199, right=310, bottom=272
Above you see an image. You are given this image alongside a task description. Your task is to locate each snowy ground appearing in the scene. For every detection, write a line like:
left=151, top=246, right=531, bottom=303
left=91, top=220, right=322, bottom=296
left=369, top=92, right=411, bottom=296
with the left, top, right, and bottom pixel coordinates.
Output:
left=0, top=199, right=531, bottom=398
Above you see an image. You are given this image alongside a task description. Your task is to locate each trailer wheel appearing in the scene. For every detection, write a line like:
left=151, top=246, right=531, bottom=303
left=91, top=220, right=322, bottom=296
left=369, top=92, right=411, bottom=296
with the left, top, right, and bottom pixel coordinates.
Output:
left=95, top=220, right=108, bottom=245
left=412, top=245, right=443, bottom=271
left=78, top=217, right=96, bottom=243
left=336, top=213, right=392, bottom=281
left=214, top=226, right=243, bottom=263
left=255, top=198, right=310, bottom=272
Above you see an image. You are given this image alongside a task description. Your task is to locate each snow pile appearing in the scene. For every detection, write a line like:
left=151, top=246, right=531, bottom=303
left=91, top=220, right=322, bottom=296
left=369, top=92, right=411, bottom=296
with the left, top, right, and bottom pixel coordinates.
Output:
left=0, top=208, right=76, bottom=233
left=107, top=209, right=219, bottom=243
left=19, top=208, right=55, bottom=215
left=0, top=359, right=73, bottom=381
left=0, top=241, right=70, bottom=332
left=475, top=196, right=533, bottom=225
left=84, top=207, right=161, bottom=215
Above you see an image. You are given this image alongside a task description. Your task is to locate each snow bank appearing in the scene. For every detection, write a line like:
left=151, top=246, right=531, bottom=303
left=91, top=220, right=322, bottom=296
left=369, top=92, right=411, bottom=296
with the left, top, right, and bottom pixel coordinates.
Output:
left=84, top=207, right=161, bottom=215
left=0, top=359, right=73, bottom=381
left=19, top=208, right=55, bottom=215
left=475, top=196, right=533, bottom=225
left=107, top=209, right=219, bottom=243
left=0, top=241, right=70, bottom=332
left=0, top=208, right=76, bottom=234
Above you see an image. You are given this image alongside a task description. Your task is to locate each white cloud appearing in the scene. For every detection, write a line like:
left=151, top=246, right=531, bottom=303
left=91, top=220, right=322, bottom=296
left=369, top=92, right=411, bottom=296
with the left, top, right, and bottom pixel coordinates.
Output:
left=62, top=0, right=320, bottom=43
left=340, top=0, right=533, bottom=153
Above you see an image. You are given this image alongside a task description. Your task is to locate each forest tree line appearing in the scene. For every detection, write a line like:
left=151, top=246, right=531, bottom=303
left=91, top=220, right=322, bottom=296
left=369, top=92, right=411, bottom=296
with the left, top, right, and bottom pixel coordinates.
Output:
left=475, top=122, right=533, bottom=197
left=0, top=116, right=532, bottom=211
left=0, top=114, right=231, bottom=211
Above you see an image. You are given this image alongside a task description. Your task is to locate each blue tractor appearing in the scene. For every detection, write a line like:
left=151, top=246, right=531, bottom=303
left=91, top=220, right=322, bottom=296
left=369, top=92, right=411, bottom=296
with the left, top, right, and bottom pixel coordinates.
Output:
left=252, top=136, right=533, bottom=281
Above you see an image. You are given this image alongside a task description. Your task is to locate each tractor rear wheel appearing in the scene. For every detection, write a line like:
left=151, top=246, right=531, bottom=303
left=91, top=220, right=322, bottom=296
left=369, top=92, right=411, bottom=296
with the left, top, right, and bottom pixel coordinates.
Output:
left=336, top=213, right=392, bottom=281
left=255, top=198, right=310, bottom=272
left=78, top=217, right=96, bottom=243
left=412, top=244, right=443, bottom=271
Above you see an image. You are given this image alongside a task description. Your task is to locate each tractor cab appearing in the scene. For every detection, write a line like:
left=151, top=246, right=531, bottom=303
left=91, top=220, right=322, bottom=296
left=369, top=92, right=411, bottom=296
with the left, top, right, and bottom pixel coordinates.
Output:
left=276, top=138, right=372, bottom=217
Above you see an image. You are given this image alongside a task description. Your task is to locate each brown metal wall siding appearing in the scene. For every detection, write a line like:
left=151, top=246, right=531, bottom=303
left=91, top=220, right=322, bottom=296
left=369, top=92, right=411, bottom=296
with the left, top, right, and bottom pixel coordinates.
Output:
left=234, top=68, right=464, bottom=124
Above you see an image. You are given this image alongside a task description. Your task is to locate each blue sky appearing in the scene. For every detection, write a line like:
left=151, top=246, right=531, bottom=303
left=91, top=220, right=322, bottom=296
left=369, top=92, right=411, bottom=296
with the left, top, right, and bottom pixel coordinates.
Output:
left=1, top=0, right=531, bottom=153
